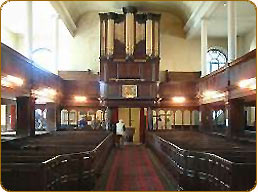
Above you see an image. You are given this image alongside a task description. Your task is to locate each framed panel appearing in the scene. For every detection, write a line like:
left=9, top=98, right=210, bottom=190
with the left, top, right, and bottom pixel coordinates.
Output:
left=122, top=85, right=137, bottom=98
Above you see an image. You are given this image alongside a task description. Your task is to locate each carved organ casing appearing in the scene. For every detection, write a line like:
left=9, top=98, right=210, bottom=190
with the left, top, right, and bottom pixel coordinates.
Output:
left=99, top=7, right=161, bottom=107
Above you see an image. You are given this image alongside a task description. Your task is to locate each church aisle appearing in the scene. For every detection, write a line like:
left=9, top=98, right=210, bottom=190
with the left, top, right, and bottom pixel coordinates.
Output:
left=95, top=145, right=177, bottom=191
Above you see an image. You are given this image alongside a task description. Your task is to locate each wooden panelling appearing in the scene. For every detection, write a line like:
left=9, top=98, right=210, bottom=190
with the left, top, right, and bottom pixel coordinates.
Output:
left=199, top=68, right=228, bottom=92
left=62, top=80, right=99, bottom=98
left=107, top=62, right=118, bottom=79
left=134, top=40, right=146, bottom=59
left=1, top=44, right=64, bottom=103
left=142, top=62, right=152, bottom=81
left=229, top=55, right=256, bottom=86
left=58, top=71, right=99, bottom=81
left=114, top=40, right=126, bottom=59
left=158, top=98, right=199, bottom=108
left=166, top=71, right=201, bottom=82
left=159, top=81, right=198, bottom=98
left=100, top=81, right=157, bottom=100
left=102, top=99, right=155, bottom=107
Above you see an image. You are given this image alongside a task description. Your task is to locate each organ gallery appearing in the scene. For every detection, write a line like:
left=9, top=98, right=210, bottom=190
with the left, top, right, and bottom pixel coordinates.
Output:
left=1, top=1, right=257, bottom=191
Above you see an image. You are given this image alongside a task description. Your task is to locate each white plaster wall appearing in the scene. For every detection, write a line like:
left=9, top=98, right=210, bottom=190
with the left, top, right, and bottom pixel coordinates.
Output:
left=1, top=27, right=25, bottom=55
left=244, top=28, right=256, bottom=52
left=58, top=12, right=100, bottom=72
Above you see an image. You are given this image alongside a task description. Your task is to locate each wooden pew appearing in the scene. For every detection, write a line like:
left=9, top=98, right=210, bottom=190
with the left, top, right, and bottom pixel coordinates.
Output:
left=1, top=130, right=114, bottom=191
left=146, top=131, right=256, bottom=191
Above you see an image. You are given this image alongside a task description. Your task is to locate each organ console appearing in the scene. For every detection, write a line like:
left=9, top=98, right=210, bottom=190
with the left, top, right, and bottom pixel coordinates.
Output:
left=99, top=7, right=161, bottom=107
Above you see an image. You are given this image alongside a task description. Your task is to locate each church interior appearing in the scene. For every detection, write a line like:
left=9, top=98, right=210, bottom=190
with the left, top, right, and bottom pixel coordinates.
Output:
left=0, top=1, right=256, bottom=191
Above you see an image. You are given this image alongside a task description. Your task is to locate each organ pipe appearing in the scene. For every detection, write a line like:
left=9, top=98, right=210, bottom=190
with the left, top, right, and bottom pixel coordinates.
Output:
left=107, top=18, right=114, bottom=56
left=101, top=20, right=106, bottom=56
left=154, top=21, right=159, bottom=57
left=100, top=8, right=160, bottom=59
left=126, top=13, right=135, bottom=56
left=146, top=19, right=153, bottom=56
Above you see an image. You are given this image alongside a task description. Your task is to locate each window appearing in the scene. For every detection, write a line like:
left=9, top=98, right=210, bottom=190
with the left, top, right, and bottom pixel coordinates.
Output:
left=207, top=48, right=227, bottom=73
left=32, top=48, right=55, bottom=73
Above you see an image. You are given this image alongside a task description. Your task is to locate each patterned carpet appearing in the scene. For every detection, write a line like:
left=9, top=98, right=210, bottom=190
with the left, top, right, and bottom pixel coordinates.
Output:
left=95, top=145, right=177, bottom=191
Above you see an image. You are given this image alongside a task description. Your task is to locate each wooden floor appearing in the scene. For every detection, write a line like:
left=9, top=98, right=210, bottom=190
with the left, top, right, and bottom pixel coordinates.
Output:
left=95, top=145, right=177, bottom=191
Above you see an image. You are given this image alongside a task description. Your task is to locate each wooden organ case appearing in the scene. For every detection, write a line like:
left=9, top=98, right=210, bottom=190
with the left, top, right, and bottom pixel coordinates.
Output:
left=99, top=7, right=161, bottom=107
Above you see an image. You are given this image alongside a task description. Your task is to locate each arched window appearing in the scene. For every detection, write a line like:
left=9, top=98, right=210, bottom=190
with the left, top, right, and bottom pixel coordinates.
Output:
left=207, top=48, right=227, bottom=73
left=32, top=48, right=55, bottom=73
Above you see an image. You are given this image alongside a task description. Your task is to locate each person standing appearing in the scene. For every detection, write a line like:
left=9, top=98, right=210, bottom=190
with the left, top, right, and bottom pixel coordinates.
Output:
left=116, top=119, right=125, bottom=147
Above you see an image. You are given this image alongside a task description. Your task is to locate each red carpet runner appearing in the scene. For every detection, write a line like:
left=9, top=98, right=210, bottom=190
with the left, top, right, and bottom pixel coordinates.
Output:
left=105, top=146, right=165, bottom=191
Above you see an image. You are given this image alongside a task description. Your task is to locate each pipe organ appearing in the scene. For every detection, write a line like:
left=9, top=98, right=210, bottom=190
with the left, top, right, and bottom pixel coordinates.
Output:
left=99, top=7, right=161, bottom=106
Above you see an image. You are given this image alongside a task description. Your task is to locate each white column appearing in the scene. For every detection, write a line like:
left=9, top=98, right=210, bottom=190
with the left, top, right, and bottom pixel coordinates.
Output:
left=53, top=15, right=59, bottom=74
left=25, top=1, right=33, bottom=60
left=201, top=18, right=208, bottom=77
left=227, top=1, right=237, bottom=63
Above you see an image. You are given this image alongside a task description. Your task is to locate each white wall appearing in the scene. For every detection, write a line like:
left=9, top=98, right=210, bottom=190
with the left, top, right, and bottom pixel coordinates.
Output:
left=243, top=28, right=256, bottom=53
left=1, top=27, right=25, bottom=55
left=58, top=12, right=100, bottom=72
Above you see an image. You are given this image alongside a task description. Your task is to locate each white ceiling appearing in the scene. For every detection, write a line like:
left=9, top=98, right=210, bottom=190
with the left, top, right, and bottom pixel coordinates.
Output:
left=53, top=1, right=256, bottom=39
left=205, top=1, right=256, bottom=37
left=63, top=1, right=201, bottom=24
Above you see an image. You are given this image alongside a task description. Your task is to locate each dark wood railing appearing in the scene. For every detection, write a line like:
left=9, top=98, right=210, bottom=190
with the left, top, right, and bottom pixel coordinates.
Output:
left=146, top=132, right=256, bottom=191
left=1, top=132, right=114, bottom=191
left=199, top=49, right=256, bottom=101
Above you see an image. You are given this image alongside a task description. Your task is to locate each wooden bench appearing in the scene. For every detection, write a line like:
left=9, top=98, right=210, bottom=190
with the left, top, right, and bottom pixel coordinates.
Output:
left=2, top=130, right=114, bottom=191
left=146, top=131, right=256, bottom=191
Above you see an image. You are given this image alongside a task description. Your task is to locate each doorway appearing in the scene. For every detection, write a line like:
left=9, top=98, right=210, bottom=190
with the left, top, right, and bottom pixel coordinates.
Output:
left=118, top=108, right=145, bottom=144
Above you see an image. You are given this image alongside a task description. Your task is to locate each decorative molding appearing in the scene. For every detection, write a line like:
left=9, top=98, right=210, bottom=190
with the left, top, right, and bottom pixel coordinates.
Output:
left=122, top=6, right=138, bottom=14
left=136, top=14, right=147, bottom=24
left=107, top=12, right=117, bottom=20
left=147, top=13, right=161, bottom=21
left=99, top=13, right=108, bottom=21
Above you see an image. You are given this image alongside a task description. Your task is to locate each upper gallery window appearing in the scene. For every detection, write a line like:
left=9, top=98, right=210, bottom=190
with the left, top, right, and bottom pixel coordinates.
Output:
left=32, top=48, right=55, bottom=73
left=207, top=48, right=227, bottom=73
